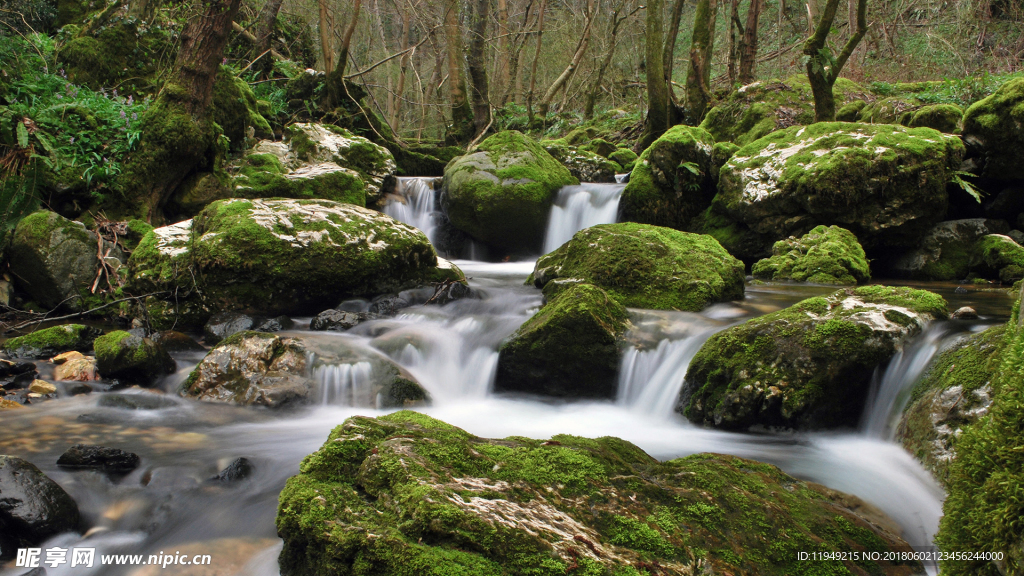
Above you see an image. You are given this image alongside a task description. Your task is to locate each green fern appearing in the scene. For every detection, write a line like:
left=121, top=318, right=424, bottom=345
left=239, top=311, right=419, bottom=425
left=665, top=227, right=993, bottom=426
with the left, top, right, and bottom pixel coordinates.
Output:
left=950, top=171, right=984, bottom=204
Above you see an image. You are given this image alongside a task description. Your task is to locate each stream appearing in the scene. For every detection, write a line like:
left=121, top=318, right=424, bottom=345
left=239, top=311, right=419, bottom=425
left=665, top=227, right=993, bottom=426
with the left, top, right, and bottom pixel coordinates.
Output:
left=2, top=178, right=1017, bottom=575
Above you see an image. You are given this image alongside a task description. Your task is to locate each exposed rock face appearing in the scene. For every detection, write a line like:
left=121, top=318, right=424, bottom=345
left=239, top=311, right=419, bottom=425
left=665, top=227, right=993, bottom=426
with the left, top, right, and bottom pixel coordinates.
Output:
left=708, top=122, right=965, bottom=259
left=279, top=123, right=396, bottom=203
left=961, top=77, right=1024, bottom=181
left=620, top=125, right=717, bottom=230
left=276, top=412, right=924, bottom=576
left=752, top=225, right=871, bottom=285
left=0, top=455, right=81, bottom=559
left=182, top=332, right=428, bottom=409
left=8, top=211, right=125, bottom=310
left=3, top=324, right=100, bottom=359
left=441, top=131, right=578, bottom=254
left=679, top=286, right=948, bottom=430
left=530, top=223, right=745, bottom=311
left=896, top=326, right=1003, bottom=486
left=883, top=219, right=1024, bottom=282
left=495, top=284, right=629, bottom=398
left=94, top=330, right=176, bottom=385
left=125, top=199, right=462, bottom=330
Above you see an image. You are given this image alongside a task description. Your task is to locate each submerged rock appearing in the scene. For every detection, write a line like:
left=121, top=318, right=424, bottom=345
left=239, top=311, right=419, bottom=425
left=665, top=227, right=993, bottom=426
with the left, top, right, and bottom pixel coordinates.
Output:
left=309, top=309, right=377, bottom=331
left=884, top=219, right=1024, bottom=282
left=0, top=358, right=38, bottom=389
left=441, top=130, right=578, bottom=254
left=3, top=324, right=100, bottom=359
left=495, top=284, right=628, bottom=398
left=709, top=122, right=964, bottom=260
left=530, top=223, right=744, bottom=311
left=182, top=331, right=428, bottom=409
left=276, top=411, right=923, bottom=576
left=752, top=225, right=871, bottom=285
left=98, top=393, right=179, bottom=410
left=0, top=455, right=81, bottom=559
left=620, top=125, right=717, bottom=230
left=150, top=330, right=205, bottom=352
left=57, top=444, right=141, bottom=473
left=961, top=77, right=1024, bottom=181
left=679, top=286, right=948, bottom=430
left=94, top=330, right=176, bottom=385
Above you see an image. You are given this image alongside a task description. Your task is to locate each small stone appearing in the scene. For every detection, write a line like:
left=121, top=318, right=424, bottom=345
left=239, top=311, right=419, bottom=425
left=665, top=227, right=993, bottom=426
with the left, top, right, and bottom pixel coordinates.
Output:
left=0, top=398, right=24, bottom=409
left=310, top=309, right=367, bottom=331
left=28, top=380, right=57, bottom=395
left=950, top=306, right=980, bottom=320
left=51, top=350, right=86, bottom=364
left=54, top=355, right=99, bottom=381
left=211, top=457, right=254, bottom=482
left=64, top=382, right=93, bottom=396
left=57, top=444, right=141, bottom=473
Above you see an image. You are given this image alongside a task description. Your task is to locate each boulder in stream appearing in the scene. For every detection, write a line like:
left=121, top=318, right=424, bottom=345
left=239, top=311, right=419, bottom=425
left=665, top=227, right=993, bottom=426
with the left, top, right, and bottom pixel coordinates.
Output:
left=880, top=218, right=1024, bottom=282
left=752, top=225, right=871, bottom=285
left=203, top=311, right=294, bottom=345
left=3, top=324, right=100, bottom=359
left=57, top=444, right=141, bottom=473
left=276, top=411, right=924, bottom=576
left=530, top=222, right=745, bottom=311
left=679, top=286, right=948, bottom=430
left=94, top=330, right=176, bottom=385
left=0, top=455, right=81, bottom=559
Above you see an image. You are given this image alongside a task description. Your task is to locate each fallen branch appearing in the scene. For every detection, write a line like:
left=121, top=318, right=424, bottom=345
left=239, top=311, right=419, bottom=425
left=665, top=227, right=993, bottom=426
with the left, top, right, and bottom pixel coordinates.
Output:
left=231, top=21, right=286, bottom=61
left=2, top=292, right=170, bottom=333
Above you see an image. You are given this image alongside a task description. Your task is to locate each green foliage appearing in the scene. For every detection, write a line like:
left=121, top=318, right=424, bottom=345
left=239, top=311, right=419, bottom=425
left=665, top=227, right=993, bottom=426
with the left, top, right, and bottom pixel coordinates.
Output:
left=951, top=170, right=984, bottom=203
left=871, top=73, right=1024, bottom=108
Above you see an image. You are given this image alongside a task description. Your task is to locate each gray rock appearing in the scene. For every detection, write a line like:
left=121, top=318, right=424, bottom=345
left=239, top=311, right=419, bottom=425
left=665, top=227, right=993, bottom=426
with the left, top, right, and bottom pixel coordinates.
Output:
left=56, top=444, right=140, bottom=473
left=211, top=457, right=254, bottom=483
left=98, top=393, right=178, bottom=410
left=94, top=332, right=176, bottom=385
left=950, top=306, right=980, bottom=320
left=310, top=310, right=374, bottom=331
left=0, top=456, right=80, bottom=559
left=884, top=218, right=1011, bottom=280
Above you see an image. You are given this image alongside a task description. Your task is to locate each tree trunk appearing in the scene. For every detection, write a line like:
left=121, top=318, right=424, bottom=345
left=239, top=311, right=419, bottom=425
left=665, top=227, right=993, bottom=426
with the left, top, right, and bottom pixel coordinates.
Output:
left=445, top=0, right=474, bottom=144
left=495, top=0, right=511, bottom=102
left=467, top=0, right=491, bottom=136
left=525, top=0, right=548, bottom=124
left=584, top=3, right=628, bottom=119
left=392, top=8, right=412, bottom=132
left=503, top=0, right=533, bottom=104
left=728, top=0, right=740, bottom=84
left=254, top=0, right=284, bottom=56
left=536, top=0, right=594, bottom=119
left=738, top=0, right=761, bottom=83
left=337, top=0, right=362, bottom=77
left=318, top=0, right=334, bottom=74
left=663, top=0, right=686, bottom=105
left=684, top=0, right=717, bottom=124
left=804, top=0, right=866, bottom=121
left=637, top=0, right=669, bottom=151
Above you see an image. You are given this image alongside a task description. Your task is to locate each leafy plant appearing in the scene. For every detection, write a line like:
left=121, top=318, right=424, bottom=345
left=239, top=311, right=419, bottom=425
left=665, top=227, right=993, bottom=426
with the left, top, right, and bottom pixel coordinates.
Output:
left=951, top=170, right=985, bottom=203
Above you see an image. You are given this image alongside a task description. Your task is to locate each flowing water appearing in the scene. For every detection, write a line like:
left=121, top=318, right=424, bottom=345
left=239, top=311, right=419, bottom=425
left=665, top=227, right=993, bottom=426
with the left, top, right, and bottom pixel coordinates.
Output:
left=383, top=177, right=441, bottom=245
left=1, top=218, right=1019, bottom=574
left=542, top=183, right=626, bottom=252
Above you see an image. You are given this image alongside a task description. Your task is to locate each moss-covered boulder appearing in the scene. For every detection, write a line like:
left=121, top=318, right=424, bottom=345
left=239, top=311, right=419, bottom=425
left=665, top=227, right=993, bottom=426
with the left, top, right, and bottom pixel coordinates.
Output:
left=125, top=199, right=460, bottom=330
left=211, top=66, right=273, bottom=149
left=494, top=284, right=628, bottom=398
left=441, top=130, right=578, bottom=254
left=530, top=223, right=744, bottom=311
left=232, top=154, right=366, bottom=205
left=961, top=77, right=1024, bottom=181
left=542, top=143, right=621, bottom=183
left=608, top=147, right=638, bottom=172
left=276, top=411, right=924, bottom=576
left=908, top=104, right=963, bottom=133
left=679, top=286, right=948, bottom=430
left=283, top=123, right=395, bottom=203
left=699, top=75, right=868, bottom=146
left=855, top=97, right=921, bottom=125
left=183, top=331, right=428, bottom=409
left=3, top=324, right=99, bottom=359
left=883, top=219, right=1024, bottom=282
left=896, top=326, right=1004, bottom=487
left=711, top=123, right=964, bottom=260
left=58, top=16, right=171, bottom=93
left=620, top=125, right=716, bottom=230
left=752, top=225, right=870, bottom=285
left=94, top=330, right=175, bottom=385
left=9, top=210, right=124, bottom=310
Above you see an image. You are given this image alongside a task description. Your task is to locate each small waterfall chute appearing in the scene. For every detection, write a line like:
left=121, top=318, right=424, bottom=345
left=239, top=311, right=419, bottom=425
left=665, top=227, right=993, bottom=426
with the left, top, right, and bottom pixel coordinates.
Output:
left=542, top=183, right=625, bottom=253
left=617, top=329, right=719, bottom=419
left=383, top=177, right=440, bottom=244
left=314, top=361, right=375, bottom=406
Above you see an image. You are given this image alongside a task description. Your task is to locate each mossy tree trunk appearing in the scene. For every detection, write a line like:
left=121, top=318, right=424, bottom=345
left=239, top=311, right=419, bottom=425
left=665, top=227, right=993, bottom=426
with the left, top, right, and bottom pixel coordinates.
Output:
left=467, top=0, right=491, bottom=138
left=445, top=0, right=474, bottom=144
left=120, top=0, right=241, bottom=222
left=804, top=0, right=867, bottom=121
left=684, top=0, right=718, bottom=125
left=637, top=0, right=685, bottom=151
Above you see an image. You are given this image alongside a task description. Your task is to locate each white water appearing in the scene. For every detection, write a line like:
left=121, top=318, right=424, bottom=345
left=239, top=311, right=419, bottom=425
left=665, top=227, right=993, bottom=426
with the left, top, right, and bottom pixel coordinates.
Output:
left=314, top=361, right=374, bottom=406
left=618, top=330, right=720, bottom=417
left=383, top=177, right=439, bottom=244
left=542, top=183, right=625, bottom=252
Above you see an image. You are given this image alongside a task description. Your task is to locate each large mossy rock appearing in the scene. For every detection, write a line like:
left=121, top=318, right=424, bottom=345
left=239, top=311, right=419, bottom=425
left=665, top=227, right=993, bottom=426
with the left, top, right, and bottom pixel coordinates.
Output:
left=58, top=17, right=171, bottom=92
left=710, top=122, right=965, bottom=260
left=233, top=153, right=366, bottom=205
left=9, top=210, right=124, bottom=310
left=678, top=286, right=948, bottom=430
left=441, top=130, right=578, bottom=254
left=530, top=223, right=744, bottom=311
left=211, top=66, right=273, bottom=149
left=883, top=219, right=1024, bottom=281
left=854, top=97, right=921, bottom=125
left=494, top=283, right=628, bottom=398
left=699, top=75, right=868, bottom=146
left=276, top=411, right=924, bottom=576
left=961, top=77, right=1024, bottom=181
left=896, top=326, right=1004, bottom=487
left=183, top=331, right=427, bottom=409
left=284, top=123, right=396, bottom=202
left=93, top=330, right=175, bottom=385
left=620, top=125, right=716, bottom=230
left=752, top=225, right=870, bottom=285
left=908, top=104, right=963, bottom=133
left=125, top=199, right=460, bottom=330
left=3, top=324, right=99, bottom=359
left=0, top=455, right=81, bottom=560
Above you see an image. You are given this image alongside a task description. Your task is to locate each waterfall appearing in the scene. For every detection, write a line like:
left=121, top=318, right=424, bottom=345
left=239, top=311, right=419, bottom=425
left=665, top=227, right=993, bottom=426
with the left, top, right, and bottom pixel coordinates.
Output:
left=860, top=323, right=955, bottom=439
left=314, top=361, right=375, bottom=406
left=384, top=177, right=440, bottom=244
left=542, top=183, right=626, bottom=253
left=617, top=330, right=719, bottom=419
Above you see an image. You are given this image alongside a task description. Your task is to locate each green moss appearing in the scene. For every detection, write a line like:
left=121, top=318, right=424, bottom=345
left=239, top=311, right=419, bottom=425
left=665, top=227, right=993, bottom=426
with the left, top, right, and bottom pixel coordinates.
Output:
left=3, top=324, right=97, bottom=358
left=233, top=154, right=367, bottom=207
left=495, top=283, right=628, bottom=398
left=58, top=17, right=171, bottom=92
left=962, top=77, right=1024, bottom=181
left=752, top=225, right=870, bottom=285
left=855, top=96, right=922, bottom=125
left=682, top=286, right=948, bottom=430
left=93, top=329, right=174, bottom=384
left=277, top=412, right=922, bottom=576
left=531, top=222, right=744, bottom=311
left=909, top=104, right=963, bottom=133
left=211, top=65, right=273, bottom=149
left=608, top=148, right=638, bottom=172
left=836, top=100, right=868, bottom=121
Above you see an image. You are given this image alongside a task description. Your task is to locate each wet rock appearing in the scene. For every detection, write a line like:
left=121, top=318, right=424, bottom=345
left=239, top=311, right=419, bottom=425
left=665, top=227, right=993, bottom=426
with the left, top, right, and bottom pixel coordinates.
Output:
left=496, top=284, right=628, bottom=398
left=3, top=324, right=100, bottom=359
left=530, top=222, right=744, bottom=311
left=950, top=306, right=980, bottom=320
left=52, top=351, right=99, bottom=381
left=57, top=444, right=141, bottom=473
left=0, top=455, right=81, bottom=559
left=0, top=398, right=25, bottom=410
left=98, top=393, right=178, bottom=410
left=276, top=412, right=923, bottom=576
left=881, top=219, right=1021, bottom=281
left=424, top=279, right=472, bottom=306
left=204, top=312, right=258, bottom=345
left=368, top=293, right=408, bottom=316
left=28, top=380, right=57, bottom=395
left=94, top=331, right=176, bottom=385
left=752, top=225, right=871, bottom=285
left=150, top=330, right=205, bottom=352
left=679, top=286, right=948, bottom=430
left=211, top=457, right=254, bottom=483
left=63, top=382, right=93, bottom=396
left=309, top=310, right=373, bottom=331
left=0, top=358, right=38, bottom=389
left=8, top=210, right=124, bottom=310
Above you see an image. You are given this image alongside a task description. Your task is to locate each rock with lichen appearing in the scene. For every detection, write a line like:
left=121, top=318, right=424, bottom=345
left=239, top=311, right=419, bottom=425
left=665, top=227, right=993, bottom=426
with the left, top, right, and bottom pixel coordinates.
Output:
left=542, top=143, right=621, bottom=183
left=752, top=225, right=871, bottom=285
left=678, top=286, right=948, bottom=430
left=276, top=411, right=924, bottom=576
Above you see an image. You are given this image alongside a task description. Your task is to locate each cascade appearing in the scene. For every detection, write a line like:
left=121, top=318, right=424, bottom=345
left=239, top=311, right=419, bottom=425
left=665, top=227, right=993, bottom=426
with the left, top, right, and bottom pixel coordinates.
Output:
left=383, top=177, right=440, bottom=244
left=617, top=330, right=719, bottom=418
left=542, top=183, right=625, bottom=253
left=313, top=361, right=375, bottom=406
